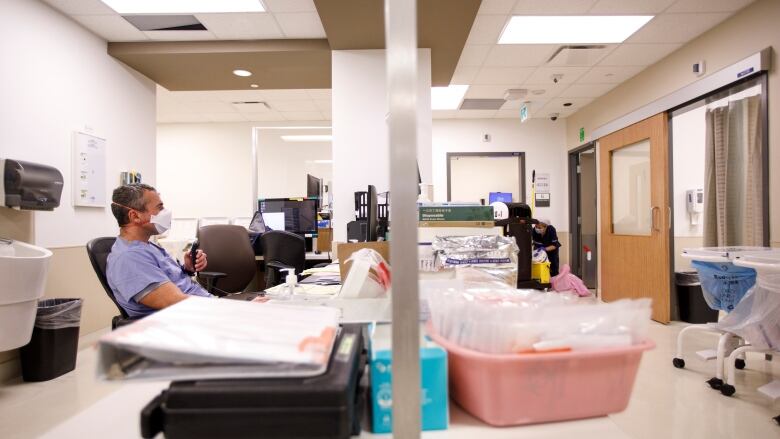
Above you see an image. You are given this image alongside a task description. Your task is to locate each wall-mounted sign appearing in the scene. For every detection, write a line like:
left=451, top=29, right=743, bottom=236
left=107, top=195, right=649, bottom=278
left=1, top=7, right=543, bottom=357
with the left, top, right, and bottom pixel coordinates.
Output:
left=535, top=193, right=550, bottom=207
left=579, top=127, right=585, bottom=142
left=520, top=105, right=528, bottom=123
left=535, top=172, right=550, bottom=194
left=72, top=132, right=106, bottom=207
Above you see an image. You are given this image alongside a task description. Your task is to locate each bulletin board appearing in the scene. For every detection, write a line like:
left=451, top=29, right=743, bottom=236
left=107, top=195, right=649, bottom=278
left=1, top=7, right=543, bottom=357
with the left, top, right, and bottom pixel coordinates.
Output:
left=72, top=132, right=107, bottom=207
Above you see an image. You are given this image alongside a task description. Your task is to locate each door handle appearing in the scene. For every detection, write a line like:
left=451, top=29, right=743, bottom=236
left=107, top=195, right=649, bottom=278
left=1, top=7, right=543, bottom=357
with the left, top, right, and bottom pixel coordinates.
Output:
left=667, top=206, right=672, bottom=230
left=651, top=206, right=660, bottom=232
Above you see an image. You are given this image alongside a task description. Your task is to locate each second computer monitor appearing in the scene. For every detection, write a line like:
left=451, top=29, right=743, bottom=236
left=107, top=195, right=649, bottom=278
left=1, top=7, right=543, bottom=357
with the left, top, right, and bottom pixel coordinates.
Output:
left=258, top=198, right=318, bottom=237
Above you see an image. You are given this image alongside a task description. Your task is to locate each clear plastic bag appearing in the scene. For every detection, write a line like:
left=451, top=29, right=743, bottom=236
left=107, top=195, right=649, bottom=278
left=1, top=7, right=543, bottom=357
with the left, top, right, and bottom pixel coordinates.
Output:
left=432, top=235, right=519, bottom=287
left=713, top=273, right=780, bottom=350
left=424, top=280, right=650, bottom=354
left=690, top=260, right=756, bottom=312
left=33, top=298, right=82, bottom=330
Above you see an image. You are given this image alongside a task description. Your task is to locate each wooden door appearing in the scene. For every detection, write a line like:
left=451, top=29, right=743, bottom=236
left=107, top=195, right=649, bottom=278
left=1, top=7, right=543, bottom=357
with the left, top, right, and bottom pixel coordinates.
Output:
left=599, top=113, right=670, bottom=323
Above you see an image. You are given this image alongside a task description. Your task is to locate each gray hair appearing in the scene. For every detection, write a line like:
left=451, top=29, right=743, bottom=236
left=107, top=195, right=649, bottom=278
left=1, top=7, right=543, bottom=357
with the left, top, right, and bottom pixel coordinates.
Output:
left=111, top=183, right=156, bottom=227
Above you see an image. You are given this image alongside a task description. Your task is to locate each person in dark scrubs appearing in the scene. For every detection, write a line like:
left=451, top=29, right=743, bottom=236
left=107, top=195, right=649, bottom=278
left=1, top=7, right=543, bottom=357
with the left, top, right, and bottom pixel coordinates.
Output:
left=532, top=219, right=561, bottom=277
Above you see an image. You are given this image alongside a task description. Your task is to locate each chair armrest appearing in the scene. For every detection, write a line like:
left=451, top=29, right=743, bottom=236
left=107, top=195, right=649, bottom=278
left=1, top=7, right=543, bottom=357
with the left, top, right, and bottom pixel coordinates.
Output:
left=197, top=271, right=228, bottom=296
left=112, top=315, right=143, bottom=330
left=266, top=261, right=295, bottom=272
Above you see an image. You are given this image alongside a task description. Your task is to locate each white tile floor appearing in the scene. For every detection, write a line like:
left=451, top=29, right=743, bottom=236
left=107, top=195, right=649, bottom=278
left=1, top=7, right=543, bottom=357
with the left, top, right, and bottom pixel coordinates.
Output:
left=1, top=322, right=778, bottom=438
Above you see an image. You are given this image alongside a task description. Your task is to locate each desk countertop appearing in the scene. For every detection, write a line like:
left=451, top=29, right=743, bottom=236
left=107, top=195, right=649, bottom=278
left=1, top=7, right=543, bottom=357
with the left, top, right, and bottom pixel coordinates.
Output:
left=255, top=251, right=332, bottom=261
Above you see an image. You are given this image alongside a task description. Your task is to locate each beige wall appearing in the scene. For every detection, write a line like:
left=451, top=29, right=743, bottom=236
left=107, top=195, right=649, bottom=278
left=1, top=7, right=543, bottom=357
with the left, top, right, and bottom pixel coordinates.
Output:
left=566, top=0, right=780, bottom=246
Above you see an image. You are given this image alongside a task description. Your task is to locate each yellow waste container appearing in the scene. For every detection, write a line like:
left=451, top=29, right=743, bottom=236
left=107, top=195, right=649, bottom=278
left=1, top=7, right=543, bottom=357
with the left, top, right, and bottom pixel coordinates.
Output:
left=531, top=261, right=551, bottom=284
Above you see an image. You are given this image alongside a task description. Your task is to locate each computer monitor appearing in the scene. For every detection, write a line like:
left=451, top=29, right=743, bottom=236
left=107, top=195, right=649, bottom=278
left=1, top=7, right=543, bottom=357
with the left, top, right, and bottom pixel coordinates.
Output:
left=306, top=174, right=322, bottom=200
left=366, top=185, right=379, bottom=241
left=489, top=192, right=513, bottom=204
left=258, top=198, right=318, bottom=237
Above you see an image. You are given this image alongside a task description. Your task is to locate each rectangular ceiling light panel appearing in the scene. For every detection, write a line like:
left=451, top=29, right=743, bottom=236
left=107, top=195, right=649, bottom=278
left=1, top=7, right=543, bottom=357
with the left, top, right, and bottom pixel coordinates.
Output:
left=431, top=85, right=469, bottom=110
left=281, top=135, right=333, bottom=143
left=499, top=16, right=653, bottom=44
left=101, top=0, right=265, bottom=14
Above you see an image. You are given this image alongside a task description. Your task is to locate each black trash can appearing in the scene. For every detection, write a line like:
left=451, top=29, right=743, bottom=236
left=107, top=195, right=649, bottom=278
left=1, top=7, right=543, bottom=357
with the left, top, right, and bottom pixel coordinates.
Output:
left=676, top=271, right=718, bottom=324
left=20, top=298, right=83, bottom=382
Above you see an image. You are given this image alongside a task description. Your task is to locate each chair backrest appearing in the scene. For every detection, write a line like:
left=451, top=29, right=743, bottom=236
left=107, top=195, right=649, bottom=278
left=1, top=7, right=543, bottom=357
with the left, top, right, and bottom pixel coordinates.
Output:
left=260, top=230, right=306, bottom=274
left=197, top=224, right=256, bottom=293
left=86, top=237, right=128, bottom=318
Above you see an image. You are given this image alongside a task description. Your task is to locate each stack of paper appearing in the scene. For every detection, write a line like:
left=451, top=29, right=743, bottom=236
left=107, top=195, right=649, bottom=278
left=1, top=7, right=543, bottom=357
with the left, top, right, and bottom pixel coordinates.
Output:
left=96, top=297, right=340, bottom=381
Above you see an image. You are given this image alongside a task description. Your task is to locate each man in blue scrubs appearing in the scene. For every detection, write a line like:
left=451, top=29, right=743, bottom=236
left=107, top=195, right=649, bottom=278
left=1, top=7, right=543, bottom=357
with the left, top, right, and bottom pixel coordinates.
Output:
left=106, top=184, right=213, bottom=318
left=532, top=219, right=562, bottom=277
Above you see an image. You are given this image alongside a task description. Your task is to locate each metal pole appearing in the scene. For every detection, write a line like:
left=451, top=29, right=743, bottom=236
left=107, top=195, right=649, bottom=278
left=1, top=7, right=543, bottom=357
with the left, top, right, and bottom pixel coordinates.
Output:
left=251, top=127, right=258, bottom=214
left=385, top=0, right=421, bottom=437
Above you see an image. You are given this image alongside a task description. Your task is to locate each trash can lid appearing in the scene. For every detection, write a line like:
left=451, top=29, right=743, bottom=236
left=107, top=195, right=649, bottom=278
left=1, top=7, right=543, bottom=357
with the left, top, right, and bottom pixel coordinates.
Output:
left=675, top=271, right=700, bottom=286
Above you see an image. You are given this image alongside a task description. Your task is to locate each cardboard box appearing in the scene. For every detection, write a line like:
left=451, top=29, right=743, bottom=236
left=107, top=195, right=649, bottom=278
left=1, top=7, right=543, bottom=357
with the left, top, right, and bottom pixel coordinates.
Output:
left=316, top=228, right=332, bottom=252
left=335, top=241, right=390, bottom=280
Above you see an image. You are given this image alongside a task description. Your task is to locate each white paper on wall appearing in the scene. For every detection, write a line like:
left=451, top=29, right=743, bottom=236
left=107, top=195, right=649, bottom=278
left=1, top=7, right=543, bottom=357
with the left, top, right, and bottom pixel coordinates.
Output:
left=72, top=132, right=106, bottom=207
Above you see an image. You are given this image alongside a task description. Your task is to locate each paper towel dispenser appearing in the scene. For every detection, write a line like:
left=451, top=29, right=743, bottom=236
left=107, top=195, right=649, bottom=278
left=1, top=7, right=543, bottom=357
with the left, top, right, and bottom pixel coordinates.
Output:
left=1, top=159, right=64, bottom=211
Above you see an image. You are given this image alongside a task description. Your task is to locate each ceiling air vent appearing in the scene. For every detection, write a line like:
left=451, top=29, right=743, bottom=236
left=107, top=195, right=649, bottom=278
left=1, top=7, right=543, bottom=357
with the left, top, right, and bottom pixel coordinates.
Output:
left=546, top=45, right=608, bottom=66
left=123, top=15, right=207, bottom=31
left=459, top=99, right=505, bottom=110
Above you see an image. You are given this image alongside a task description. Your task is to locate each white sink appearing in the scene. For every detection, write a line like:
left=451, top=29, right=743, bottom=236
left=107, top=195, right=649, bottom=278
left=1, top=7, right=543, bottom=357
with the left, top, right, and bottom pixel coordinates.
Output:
left=0, top=239, right=52, bottom=351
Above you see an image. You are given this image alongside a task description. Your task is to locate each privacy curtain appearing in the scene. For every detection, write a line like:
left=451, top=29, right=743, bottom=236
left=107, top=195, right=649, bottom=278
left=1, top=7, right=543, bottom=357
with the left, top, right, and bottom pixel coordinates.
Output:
left=703, top=95, right=763, bottom=246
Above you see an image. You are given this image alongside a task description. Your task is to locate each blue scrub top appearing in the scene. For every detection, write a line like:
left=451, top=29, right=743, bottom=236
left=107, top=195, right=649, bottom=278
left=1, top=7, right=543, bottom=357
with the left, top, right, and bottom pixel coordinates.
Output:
left=106, top=237, right=212, bottom=318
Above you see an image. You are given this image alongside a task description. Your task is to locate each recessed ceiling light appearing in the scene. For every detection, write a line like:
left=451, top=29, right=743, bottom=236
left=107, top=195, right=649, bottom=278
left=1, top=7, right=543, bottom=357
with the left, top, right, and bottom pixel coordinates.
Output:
left=499, top=16, right=653, bottom=44
left=250, top=84, right=259, bottom=88
left=99, top=0, right=266, bottom=14
left=233, top=69, right=252, bottom=77
left=431, top=85, right=469, bottom=110
left=281, top=135, right=333, bottom=143
left=563, top=102, right=573, bottom=107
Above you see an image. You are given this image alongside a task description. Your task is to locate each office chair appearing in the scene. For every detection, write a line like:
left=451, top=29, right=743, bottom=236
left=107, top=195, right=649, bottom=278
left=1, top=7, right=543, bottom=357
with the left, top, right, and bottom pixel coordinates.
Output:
left=196, top=224, right=257, bottom=296
left=85, top=237, right=140, bottom=329
left=260, top=230, right=306, bottom=289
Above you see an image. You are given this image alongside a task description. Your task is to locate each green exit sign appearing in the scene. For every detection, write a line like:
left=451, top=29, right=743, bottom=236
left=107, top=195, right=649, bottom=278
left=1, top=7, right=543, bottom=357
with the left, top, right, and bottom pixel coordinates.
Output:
left=579, top=127, right=585, bottom=142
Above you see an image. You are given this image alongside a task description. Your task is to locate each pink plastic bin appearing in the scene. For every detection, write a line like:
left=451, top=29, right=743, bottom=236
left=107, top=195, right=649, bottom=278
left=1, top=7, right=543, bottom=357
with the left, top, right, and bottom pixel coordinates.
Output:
left=427, top=329, right=654, bottom=426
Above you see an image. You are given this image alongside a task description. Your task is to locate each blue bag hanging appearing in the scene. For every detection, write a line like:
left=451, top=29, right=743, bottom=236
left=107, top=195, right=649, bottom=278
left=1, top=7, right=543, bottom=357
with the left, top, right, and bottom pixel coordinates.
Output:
left=690, top=261, right=757, bottom=312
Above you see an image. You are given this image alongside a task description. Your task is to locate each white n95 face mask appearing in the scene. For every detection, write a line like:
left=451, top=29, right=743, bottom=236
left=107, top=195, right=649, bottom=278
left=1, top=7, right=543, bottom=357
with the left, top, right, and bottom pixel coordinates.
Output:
left=150, top=209, right=173, bottom=234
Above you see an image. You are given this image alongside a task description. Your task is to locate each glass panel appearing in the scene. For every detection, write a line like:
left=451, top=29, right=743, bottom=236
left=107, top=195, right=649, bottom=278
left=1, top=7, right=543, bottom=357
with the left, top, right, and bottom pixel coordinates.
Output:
left=611, top=139, right=651, bottom=236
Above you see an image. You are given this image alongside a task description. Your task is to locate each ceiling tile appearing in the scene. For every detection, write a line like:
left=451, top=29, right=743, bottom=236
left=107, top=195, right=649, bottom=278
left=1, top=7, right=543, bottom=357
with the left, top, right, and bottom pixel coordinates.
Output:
left=545, top=44, right=617, bottom=67
left=168, top=91, right=223, bottom=103
left=558, top=83, right=616, bottom=98
left=598, top=43, right=682, bottom=66
left=483, top=45, right=557, bottom=67
left=667, top=0, right=755, bottom=13
left=196, top=13, right=283, bottom=39
left=206, top=113, right=248, bottom=122
left=513, top=0, right=597, bottom=14
left=456, top=110, right=498, bottom=119
left=433, top=110, right=459, bottom=119
left=501, top=98, right=549, bottom=110
left=450, top=66, right=480, bottom=84
left=626, top=13, right=731, bottom=44
left=274, top=12, right=326, bottom=38
left=494, top=109, right=523, bottom=119
left=212, top=90, right=270, bottom=103
left=473, top=67, right=535, bottom=85
left=282, top=111, right=325, bottom=121
left=232, top=102, right=271, bottom=112
left=540, top=97, right=593, bottom=115
left=465, top=15, right=509, bottom=45
left=578, top=65, right=645, bottom=84
left=263, top=0, right=317, bottom=13
left=314, top=100, right=332, bottom=112
left=261, top=89, right=311, bottom=100
left=306, top=89, right=332, bottom=100
left=465, top=85, right=514, bottom=99
left=42, top=0, right=115, bottom=15
left=143, top=30, right=216, bottom=41
left=589, top=0, right=676, bottom=14
left=71, top=15, right=148, bottom=42
left=269, top=100, right=318, bottom=112
left=524, top=66, right=589, bottom=85
left=184, top=101, right=236, bottom=113
left=478, top=0, right=517, bottom=15
left=159, top=114, right=209, bottom=123
left=244, top=112, right=286, bottom=122
left=515, top=83, right=566, bottom=101
left=458, top=45, right=492, bottom=66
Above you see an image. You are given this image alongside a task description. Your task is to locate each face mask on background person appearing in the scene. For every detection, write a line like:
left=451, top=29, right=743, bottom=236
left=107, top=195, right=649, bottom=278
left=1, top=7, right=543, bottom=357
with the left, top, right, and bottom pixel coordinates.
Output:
left=149, top=208, right=173, bottom=234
